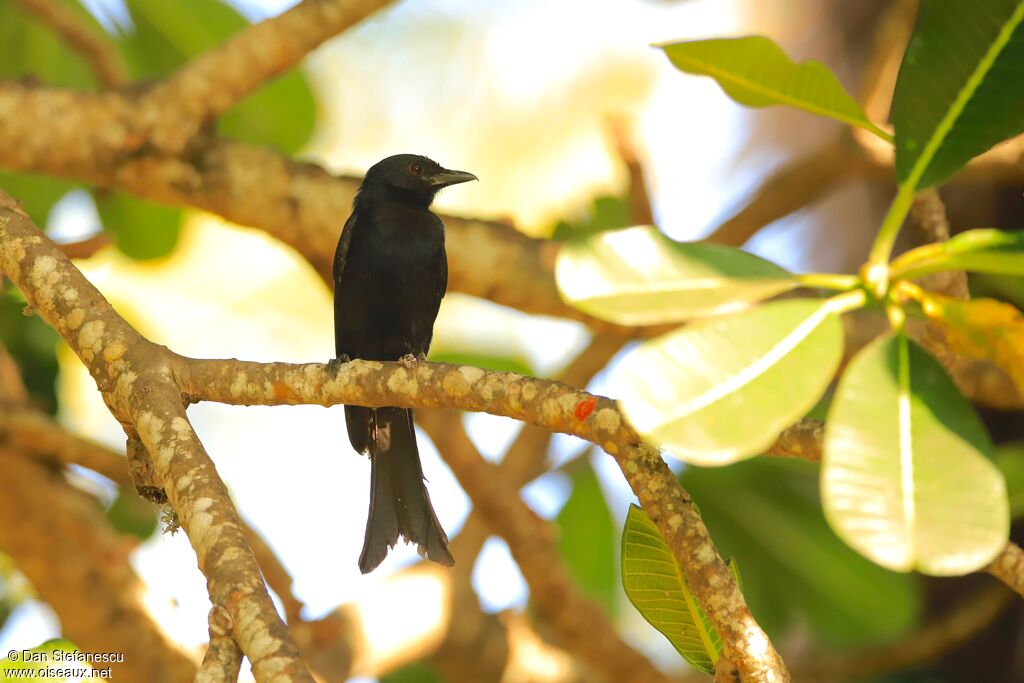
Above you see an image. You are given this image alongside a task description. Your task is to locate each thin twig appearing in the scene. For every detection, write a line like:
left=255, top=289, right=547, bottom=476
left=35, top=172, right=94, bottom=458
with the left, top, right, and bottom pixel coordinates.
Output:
left=138, top=0, right=393, bottom=153
left=12, top=0, right=125, bottom=88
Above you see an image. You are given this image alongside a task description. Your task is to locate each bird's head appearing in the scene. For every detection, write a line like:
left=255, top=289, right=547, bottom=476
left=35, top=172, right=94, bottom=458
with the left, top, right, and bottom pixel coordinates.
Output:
left=360, top=154, right=477, bottom=207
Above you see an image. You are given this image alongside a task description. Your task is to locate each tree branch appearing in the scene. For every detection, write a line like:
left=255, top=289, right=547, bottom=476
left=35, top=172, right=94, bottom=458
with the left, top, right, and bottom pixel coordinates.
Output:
left=0, top=188, right=788, bottom=680
left=706, top=133, right=868, bottom=246
left=0, top=191, right=314, bottom=681
left=138, top=0, right=393, bottom=154
left=418, top=410, right=669, bottom=683
left=12, top=0, right=126, bottom=88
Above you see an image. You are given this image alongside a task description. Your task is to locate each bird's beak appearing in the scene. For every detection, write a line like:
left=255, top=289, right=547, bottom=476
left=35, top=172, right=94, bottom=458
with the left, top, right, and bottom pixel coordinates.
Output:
left=429, top=168, right=478, bottom=188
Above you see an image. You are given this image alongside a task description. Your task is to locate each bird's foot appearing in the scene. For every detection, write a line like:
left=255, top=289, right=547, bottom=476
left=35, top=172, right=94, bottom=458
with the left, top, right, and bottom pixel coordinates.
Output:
left=328, top=354, right=351, bottom=375
left=399, top=352, right=428, bottom=368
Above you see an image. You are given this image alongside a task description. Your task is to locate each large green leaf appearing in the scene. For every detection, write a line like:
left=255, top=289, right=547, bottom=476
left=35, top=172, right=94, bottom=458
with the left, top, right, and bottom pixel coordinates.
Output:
left=681, top=459, right=922, bottom=645
left=106, top=488, right=159, bottom=540
left=557, top=457, right=617, bottom=616
left=615, top=298, right=843, bottom=465
left=621, top=504, right=722, bottom=673
left=892, top=0, right=1024, bottom=189
left=96, top=192, right=182, bottom=260
left=556, top=226, right=796, bottom=325
left=660, top=36, right=890, bottom=140
left=823, top=333, right=1008, bottom=575
left=119, top=0, right=316, bottom=153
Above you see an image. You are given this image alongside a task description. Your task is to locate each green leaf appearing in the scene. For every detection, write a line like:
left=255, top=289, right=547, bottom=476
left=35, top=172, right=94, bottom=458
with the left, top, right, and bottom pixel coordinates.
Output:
left=995, top=443, right=1024, bottom=519
left=892, top=229, right=1024, bottom=280
left=823, top=333, right=1008, bottom=575
left=551, top=195, right=633, bottom=240
left=621, top=504, right=721, bottom=673
left=428, top=351, right=533, bottom=378
left=96, top=192, right=182, bottom=260
left=557, top=457, right=617, bottom=616
left=379, top=663, right=445, bottom=683
left=0, top=285, right=60, bottom=413
left=616, top=298, right=844, bottom=465
left=106, top=488, right=159, bottom=540
left=1, top=638, right=82, bottom=675
left=681, top=458, right=922, bottom=645
left=660, top=36, right=890, bottom=140
left=119, top=0, right=316, bottom=152
left=556, top=226, right=797, bottom=325
left=0, top=173, right=79, bottom=229
left=892, top=0, right=1024, bottom=189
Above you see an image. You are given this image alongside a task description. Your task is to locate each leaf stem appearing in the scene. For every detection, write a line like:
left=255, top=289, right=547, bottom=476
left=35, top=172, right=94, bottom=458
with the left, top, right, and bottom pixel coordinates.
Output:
left=868, top=184, right=917, bottom=273
left=796, top=273, right=861, bottom=291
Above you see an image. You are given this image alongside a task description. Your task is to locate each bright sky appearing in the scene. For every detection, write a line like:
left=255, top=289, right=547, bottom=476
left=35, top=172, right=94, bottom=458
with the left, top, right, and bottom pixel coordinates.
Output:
left=0, top=0, right=816, bottom=679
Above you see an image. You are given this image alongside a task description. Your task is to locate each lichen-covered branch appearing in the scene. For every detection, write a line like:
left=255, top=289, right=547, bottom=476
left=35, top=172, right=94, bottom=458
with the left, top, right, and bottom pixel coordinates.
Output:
left=1, top=188, right=786, bottom=680
left=0, top=191, right=314, bottom=682
left=418, top=410, right=671, bottom=683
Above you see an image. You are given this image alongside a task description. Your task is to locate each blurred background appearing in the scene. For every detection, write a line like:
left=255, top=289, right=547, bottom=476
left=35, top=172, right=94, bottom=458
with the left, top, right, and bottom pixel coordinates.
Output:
left=1, top=0, right=1023, bottom=681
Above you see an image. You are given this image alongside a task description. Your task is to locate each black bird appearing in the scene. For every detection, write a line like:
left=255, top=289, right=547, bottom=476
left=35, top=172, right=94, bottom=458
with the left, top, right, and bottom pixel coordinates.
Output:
left=334, top=154, right=476, bottom=573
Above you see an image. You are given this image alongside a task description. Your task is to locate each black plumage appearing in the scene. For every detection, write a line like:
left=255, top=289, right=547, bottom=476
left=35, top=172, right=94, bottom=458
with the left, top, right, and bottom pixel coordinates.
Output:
left=333, top=154, right=476, bottom=573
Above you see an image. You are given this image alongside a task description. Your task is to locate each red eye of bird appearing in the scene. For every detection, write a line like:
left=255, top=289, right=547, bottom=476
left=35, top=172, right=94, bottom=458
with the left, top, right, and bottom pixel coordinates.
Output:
left=409, top=163, right=422, bottom=176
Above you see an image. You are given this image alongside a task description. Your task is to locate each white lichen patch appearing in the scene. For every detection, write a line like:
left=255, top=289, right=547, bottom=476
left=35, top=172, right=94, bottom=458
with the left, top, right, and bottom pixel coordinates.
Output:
left=667, top=513, right=683, bottom=532
left=176, top=471, right=195, bottom=493
left=77, top=319, right=105, bottom=362
left=65, top=308, right=85, bottom=330
left=171, top=416, right=192, bottom=438
left=458, top=365, right=484, bottom=386
left=593, top=408, right=621, bottom=434
left=188, top=508, right=217, bottom=550
left=103, top=339, right=127, bottom=362
left=28, top=255, right=59, bottom=311
left=521, top=383, right=537, bottom=402
left=386, top=367, right=418, bottom=395
left=230, top=371, right=249, bottom=398
left=61, top=288, right=78, bottom=304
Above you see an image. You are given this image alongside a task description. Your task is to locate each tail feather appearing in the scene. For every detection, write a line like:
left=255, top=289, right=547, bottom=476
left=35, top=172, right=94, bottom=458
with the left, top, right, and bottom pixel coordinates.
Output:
left=345, top=405, right=371, bottom=454
left=356, top=407, right=454, bottom=573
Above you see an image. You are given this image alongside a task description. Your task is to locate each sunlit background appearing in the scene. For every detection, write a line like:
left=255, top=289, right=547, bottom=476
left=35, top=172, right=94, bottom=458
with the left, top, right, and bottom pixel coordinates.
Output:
left=0, top=0, right=929, bottom=680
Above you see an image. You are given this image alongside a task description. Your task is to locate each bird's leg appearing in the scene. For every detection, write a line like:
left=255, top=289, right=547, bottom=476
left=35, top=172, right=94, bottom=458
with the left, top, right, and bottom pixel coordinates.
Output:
left=328, top=354, right=351, bottom=375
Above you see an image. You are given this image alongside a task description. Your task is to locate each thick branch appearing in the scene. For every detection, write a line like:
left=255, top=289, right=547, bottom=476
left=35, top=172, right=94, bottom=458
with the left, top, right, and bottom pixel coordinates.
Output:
left=138, top=0, right=392, bottom=153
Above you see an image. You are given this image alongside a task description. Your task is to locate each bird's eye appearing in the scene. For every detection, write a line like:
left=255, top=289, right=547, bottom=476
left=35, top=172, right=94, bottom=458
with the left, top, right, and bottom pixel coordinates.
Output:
left=409, top=163, right=423, bottom=176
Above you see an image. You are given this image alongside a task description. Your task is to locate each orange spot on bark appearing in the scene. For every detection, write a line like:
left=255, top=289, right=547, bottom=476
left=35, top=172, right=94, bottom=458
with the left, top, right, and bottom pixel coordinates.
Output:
left=273, top=381, right=291, bottom=402
left=574, top=396, right=597, bottom=421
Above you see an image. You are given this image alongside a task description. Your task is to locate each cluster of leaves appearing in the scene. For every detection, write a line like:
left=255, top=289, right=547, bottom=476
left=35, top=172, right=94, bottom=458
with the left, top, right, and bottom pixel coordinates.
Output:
left=0, top=0, right=316, bottom=259
left=557, top=0, right=1024, bottom=671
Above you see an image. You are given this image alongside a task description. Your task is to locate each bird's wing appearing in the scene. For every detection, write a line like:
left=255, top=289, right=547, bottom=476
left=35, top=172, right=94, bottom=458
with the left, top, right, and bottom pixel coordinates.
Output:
left=333, top=210, right=358, bottom=357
